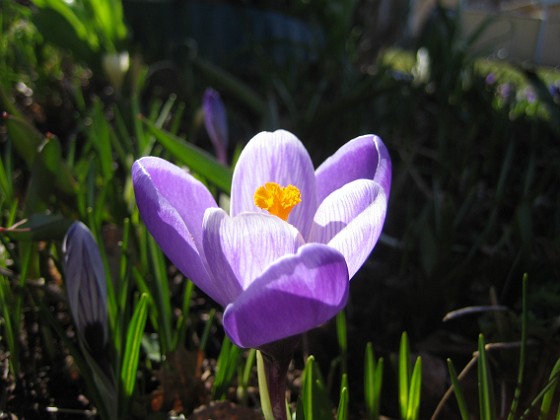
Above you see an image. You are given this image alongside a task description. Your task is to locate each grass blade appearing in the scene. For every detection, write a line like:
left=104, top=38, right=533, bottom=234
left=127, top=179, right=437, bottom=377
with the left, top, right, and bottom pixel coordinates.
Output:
left=447, top=358, right=471, bottom=420
left=508, top=273, right=528, bottom=419
left=364, top=342, right=383, bottom=419
left=302, top=355, right=331, bottom=420
left=406, top=357, right=422, bottom=420
left=120, top=293, right=150, bottom=399
left=539, top=357, right=560, bottom=419
left=336, top=381, right=349, bottom=420
left=336, top=310, right=348, bottom=375
left=141, top=116, right=233, bottom=192
left=212, top=337, right=242, bottom=400
left=257, top=350, right=274, bottom=420
left=478, top=334, right=496, bottom=420
left=399, top=331, right=411, bottom=419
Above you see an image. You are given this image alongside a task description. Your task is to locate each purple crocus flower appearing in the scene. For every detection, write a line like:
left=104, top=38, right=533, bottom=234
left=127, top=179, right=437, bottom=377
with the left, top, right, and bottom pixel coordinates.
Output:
left=62, top=221, right=108, bottom=351
left=132, top=130, right=391, bottom=349
left=203, top=88, right=229, bottom=164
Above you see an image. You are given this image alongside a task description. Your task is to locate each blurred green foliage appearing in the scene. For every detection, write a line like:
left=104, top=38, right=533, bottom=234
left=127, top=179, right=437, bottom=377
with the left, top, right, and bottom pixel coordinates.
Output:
left=0, top=0, right=559, bottom=418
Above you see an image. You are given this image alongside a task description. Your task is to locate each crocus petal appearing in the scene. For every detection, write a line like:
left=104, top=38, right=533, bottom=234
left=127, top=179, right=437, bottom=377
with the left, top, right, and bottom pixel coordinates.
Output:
left=308, top=179, right=387, bottom=279
left=132, top=157, right=221, bottom=301
left=230, top=130, right=317, bottom=238
left=202, top=208, right=304, bottom=305
left=315, top=135, right=392, bottom=203
left=222, top=243, right=349, bottom=348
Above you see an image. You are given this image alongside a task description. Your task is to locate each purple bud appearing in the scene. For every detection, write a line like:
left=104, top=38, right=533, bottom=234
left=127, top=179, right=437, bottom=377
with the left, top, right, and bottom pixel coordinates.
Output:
left=62, top=222, right=108, bottom=351
left=203, top=88, right=229, bottom=164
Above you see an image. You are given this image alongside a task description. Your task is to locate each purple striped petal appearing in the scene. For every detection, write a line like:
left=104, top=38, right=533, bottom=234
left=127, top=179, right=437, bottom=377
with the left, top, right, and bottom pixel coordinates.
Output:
left=62, top=221, right=108, bottom=346
left=308, top=179, right=387, bottom=279
left=222, top=243, right=349, bottom=348
left=132, top=157, right=221, bottom=301
left=315, top=135, right=391, bottom=203
left=202, top=209, right=304, bottom=305
left=230, top=130, right=317, bottom=238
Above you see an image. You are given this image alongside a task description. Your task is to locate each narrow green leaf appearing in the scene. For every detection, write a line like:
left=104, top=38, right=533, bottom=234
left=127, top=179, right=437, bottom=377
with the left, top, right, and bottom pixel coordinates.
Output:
left=447, top=358, right=470, bottom=420
left=141, top=116, right=233, bottom=192
left=364, top=342, right=383, bottom=419
left=336, top=310, right=348, bottom=375
left=212, top=337, right=242, bottom=400
left=406, top=357, right=422, bottom=420
left=539, top=357, right=560, bottom=419
left=364, top=342, right=376, bottom=419
left=336, top=385, right=349, bottom=420
left=121, top=293, right=150, bottom=398
left=508, top=273, right=528, bottom=420
left=257, top=350, right=274, bottom=420
left=301, top=355, right=331, bottom=420
left=373, top=357, right=384, bottom=419
left=303, top=356, right=316, bottom=419
left=478, top=334, right=496, bottom=420
left=399, top=331, right=411, bottom=419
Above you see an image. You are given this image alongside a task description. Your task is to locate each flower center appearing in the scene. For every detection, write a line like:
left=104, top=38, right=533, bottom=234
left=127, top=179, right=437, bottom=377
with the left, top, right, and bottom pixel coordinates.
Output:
left=254, top=182, right=301, bottom=221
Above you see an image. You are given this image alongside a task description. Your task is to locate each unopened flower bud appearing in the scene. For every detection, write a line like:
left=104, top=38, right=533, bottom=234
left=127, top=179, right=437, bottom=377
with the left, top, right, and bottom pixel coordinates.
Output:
left=62, top=222, right=108, bottom=352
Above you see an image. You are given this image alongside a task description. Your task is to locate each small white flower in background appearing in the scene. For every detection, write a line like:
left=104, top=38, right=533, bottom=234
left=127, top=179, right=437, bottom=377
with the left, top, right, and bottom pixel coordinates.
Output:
left=102, top=51, right=130, bottom=93
left=62, top=221, right=108, bottom=351
left=413, top=47, right=431, bottom=85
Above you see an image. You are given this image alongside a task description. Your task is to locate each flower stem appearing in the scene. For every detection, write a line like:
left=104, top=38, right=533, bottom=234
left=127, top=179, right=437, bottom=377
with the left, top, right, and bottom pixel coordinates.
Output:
left=257, top=336, right=300, bottom=420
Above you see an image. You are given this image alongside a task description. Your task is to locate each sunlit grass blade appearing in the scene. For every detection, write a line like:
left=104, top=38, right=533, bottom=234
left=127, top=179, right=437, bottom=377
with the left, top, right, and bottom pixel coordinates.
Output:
left=399, top=331, right=411, bottom=419
left=120, top=293, right=150, bottom=400
left=406, top=357, right=422, bottom=420
left=364, top=342, right=383, bottom=419
left=508, top=273, right=528, bottom=420
left=301, top=355, right=332, bottom=420
left=539, top=357, right=560, bottom=419
left=447, top=358, right=470, bottom=420
left=336, top=380, right=349, bottom=420
left=478, top=334, right=496, bottom=420
left=141, top=116, right=233, bottom=192
left=257, top=350, right=273, bottom=420
left=212, top=337, right=242, bottom=400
